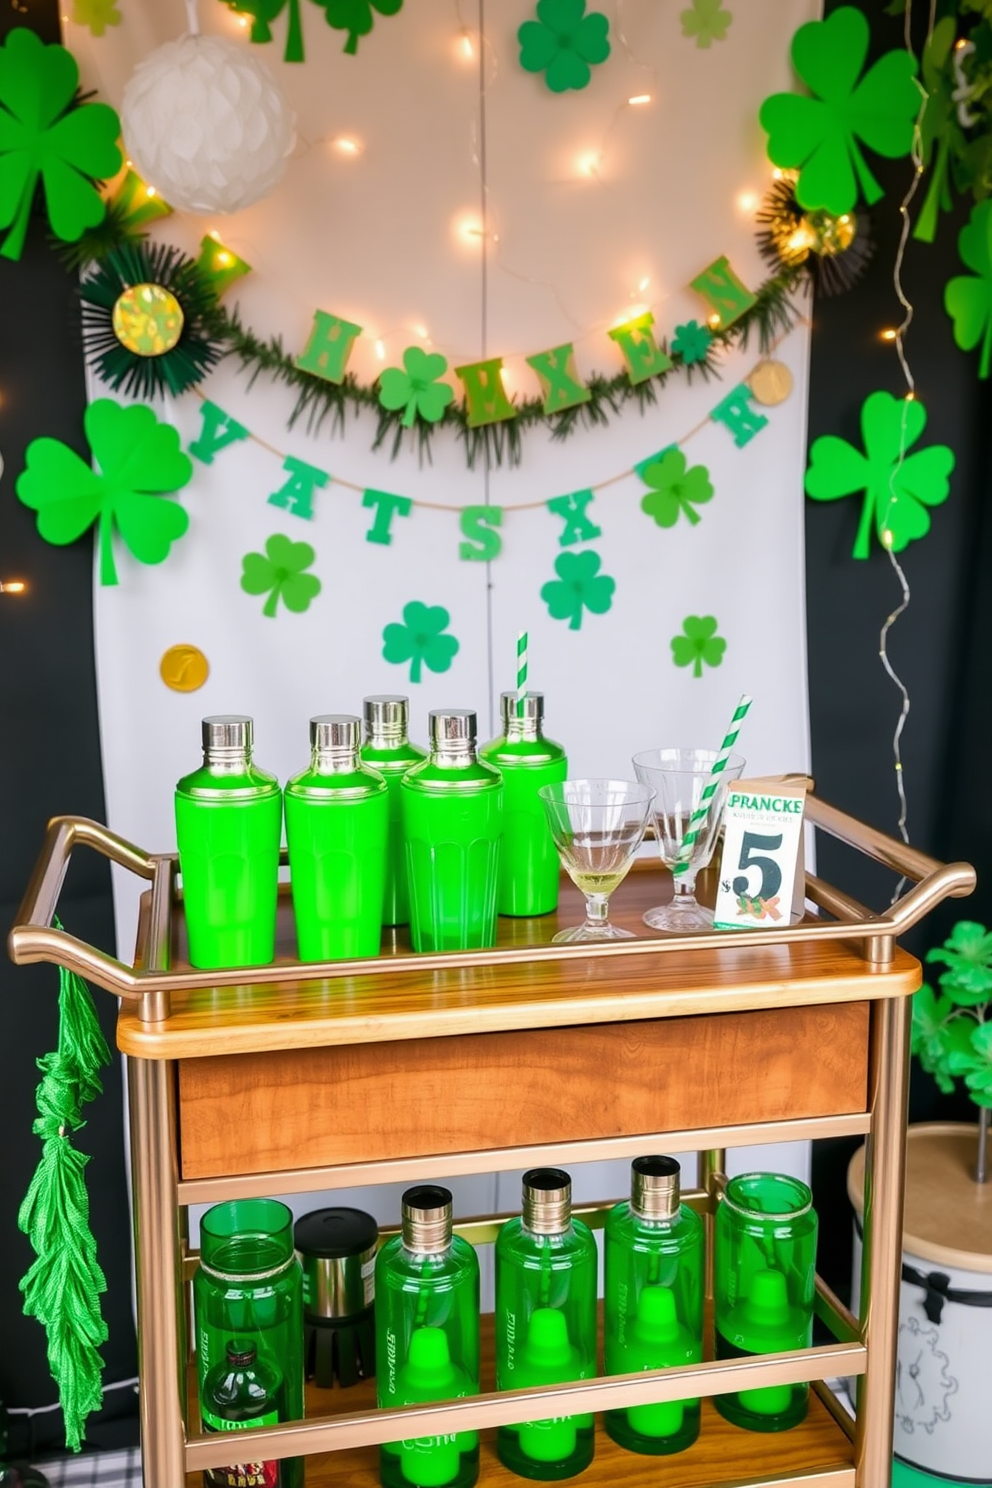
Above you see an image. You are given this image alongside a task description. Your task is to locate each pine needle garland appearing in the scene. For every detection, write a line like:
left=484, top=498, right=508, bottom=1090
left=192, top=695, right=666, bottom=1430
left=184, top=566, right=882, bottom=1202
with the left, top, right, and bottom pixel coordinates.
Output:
left=18, top=922, right=111, bottom=1452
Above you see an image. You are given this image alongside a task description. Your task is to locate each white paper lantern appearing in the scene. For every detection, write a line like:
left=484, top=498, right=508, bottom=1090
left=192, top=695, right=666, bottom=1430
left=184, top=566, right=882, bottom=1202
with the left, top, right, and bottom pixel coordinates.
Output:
left=121, top=35, right=296, bottom=215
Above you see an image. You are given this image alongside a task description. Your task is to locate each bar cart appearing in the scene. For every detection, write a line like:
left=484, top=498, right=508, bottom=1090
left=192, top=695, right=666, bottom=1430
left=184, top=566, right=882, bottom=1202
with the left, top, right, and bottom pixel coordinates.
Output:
left=8, top=786, right=976, bottom=1488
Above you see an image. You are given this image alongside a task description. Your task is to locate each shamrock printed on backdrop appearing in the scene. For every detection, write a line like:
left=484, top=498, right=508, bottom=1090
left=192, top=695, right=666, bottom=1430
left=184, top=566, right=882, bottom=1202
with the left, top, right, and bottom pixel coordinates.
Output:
left=314, top=0, right=402, bottom=55
left=680, top=0, right=732, bottom=49
left=0, top=28, right=122, bottom=261
left=518, top=0, right=610, bottom=94
left=72, top=0, right=122, bottom=36
left=382, top=601, right=459, bottom=682
left=671, top=320, right=713, bottom=365
left=640, top=450, right=714, bottom=529
left=671, top=615, right=726, bottom=677
left=804, top=390, right=954, bottom=559
left=540, top=550, right=615, bottom=630
left=378, top=347, right=455, bottom=427
left=223, top=0, right=305, bottom=62
left=758, top=7, right=920, bottom=216
left=16, top=399, right=192, bottom=587
left=945, top=200, right=992, bottom=379
left=241, top=534, right=321, bottom=617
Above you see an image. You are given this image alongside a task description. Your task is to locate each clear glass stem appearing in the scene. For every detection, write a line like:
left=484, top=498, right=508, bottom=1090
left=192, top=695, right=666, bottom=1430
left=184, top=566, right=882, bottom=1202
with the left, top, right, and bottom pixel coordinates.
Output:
left=583, top=893, right=611, bottom=930
left=670, top=869, right=699, bottom=908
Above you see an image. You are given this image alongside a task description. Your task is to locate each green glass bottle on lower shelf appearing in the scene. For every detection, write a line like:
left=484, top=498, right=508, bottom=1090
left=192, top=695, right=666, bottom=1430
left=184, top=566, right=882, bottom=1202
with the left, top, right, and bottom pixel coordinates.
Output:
left=604, top=1156, right=704, bottom=1455
left=202, top=1338, right=284, bottom=1488
left=360, top=695, right=427, bottom=928
left=401, top=711, right=503, bottom=952
left=175, top=716, right=283, bottom=970
left=714, top=1172, right=818, bottom=1433
left=495, top=1169, right=597, bottom=1481
left=480, top=693, right=567, bottom=918
left=285, top=714, right=388, bottom=961
left=376, top=1186, right=480, bottom=1488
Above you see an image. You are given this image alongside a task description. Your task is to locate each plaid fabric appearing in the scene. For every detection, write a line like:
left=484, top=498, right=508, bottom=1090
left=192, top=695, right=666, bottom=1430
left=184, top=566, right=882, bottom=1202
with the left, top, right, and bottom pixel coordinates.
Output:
left=33, top=1449, right=142, bottom=1488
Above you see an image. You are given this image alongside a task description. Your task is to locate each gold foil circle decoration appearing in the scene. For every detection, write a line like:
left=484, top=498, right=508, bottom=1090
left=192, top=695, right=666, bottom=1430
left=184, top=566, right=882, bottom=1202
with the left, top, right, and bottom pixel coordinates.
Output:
left=112, top=283, right=184, bottom=357
left=160, top=644, right=209, bottom=693
left=748, top=360, right=793, bottom=407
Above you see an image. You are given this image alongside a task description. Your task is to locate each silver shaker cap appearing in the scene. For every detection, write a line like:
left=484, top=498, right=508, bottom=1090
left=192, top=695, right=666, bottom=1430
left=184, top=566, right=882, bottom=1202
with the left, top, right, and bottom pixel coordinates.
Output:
left=311, top=714, right=360, bottom=751
left=363, top=695, right=409, bottom=735
left=202, top=715, right=252, bottom=752
left=522, top=1167, right=572, bottom=1235
left=401, top=1185, right=453, bottom=1254
left=500, top=691, right=544, bottom=730
left=429, top=709, right=477, bottom=748
left=631, top=1155, right=681, bottom=1220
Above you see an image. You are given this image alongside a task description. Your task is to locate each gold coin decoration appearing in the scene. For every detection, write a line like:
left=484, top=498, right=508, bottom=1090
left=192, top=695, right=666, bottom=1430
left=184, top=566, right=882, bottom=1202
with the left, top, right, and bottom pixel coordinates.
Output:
left=160, top=644, right=209, bottom=693
left=748, top=359, right=793, bottom=407
left=803, top=208, right=856, bottom=258
left=112, top=283, right=184, bottom=357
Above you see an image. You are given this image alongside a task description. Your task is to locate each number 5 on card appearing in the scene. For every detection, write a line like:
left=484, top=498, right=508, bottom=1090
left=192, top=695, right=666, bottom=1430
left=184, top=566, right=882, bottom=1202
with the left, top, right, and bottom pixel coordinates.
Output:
left=712, top=780, right=807, bottom=929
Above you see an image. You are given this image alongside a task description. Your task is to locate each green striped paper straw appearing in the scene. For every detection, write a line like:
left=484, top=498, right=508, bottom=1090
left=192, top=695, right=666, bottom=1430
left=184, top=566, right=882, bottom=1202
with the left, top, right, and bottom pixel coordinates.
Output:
left=516, top=631, right=528, bottom=718
left=672, top=694, right=752, bottom=877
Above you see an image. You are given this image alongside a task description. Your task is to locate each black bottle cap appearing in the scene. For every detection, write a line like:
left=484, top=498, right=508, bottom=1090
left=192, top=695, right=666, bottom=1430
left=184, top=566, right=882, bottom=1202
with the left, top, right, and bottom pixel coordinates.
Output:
left=294, top=1207, right=378, bottom=1259
left=225, top=1337, right=257, bottom=1367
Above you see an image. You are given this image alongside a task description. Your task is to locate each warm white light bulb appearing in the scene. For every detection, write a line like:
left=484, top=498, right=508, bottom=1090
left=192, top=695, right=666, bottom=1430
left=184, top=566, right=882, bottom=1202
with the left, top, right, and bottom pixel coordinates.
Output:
left=736, top=190, right=758, bottom=214
left=628, top=93, right=652, bottom=106
left=577, top=151, right=601, bottom=178
left=332, top=136, right=362, bottom=157
left=637, top=275, right=650, bottom=293
left=374, top=339, right=386, bottom=361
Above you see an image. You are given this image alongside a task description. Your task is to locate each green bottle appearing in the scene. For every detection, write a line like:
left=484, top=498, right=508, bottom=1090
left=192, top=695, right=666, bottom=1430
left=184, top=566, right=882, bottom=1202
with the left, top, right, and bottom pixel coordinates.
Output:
left=376, top=1186, right=480, bottom=1488
left=285, top=714, right=388, bottom=961
left=604, top=1157, right=704, bottom=1455
left=401, top=711, right=503, bottom=953
left=480, top=693, right=567, bottom=917
left=201, top=1337, right=283, bottom=1488
left=495, top=1169, right=597, bottom=1480
left=175, top=716, right=282, bottom=970
left=361, top=696, right=427, bottom=927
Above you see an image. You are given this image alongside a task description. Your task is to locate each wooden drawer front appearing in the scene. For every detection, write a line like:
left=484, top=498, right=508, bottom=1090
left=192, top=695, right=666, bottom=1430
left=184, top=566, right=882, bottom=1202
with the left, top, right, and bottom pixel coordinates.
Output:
left=177, top=1002, right=869, bottom=1179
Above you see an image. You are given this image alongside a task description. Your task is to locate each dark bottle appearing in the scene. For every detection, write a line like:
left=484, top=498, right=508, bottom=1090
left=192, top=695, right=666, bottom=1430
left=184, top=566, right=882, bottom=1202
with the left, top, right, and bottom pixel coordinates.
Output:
left=480, top=693, right=568, bottom=917
left=360, top=695, right=427, bottom=927
left=604, top=1157, right=704, bottom=1455
left=201, top=1337, right=282, bottom=1488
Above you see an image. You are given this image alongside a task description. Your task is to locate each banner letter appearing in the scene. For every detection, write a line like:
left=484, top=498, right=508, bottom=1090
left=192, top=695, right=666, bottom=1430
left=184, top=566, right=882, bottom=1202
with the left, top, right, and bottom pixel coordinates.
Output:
left=459, top=505, right=503, bottom=561
left=267, top=457, right=329, bottom=521
left=607, top=312, right=672, bottom=385
left=690, top=256, right=757, bottom=329
left=295, top=310, right=363, bottom=384
left=363, top=489, right=413, bottom=545
left=710, top=384, right=769, bottom=447
left=453, top=357, right=517, bottom=427
left=189, top=400, right=249, bottom=464
left=547, top=490, right=601, bottom=546
left=525, top=343, right=591, bottom=415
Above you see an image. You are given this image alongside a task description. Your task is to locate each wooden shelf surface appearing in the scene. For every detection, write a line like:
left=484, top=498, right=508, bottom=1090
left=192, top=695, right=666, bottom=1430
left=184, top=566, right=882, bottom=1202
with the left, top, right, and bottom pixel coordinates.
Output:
left=121, top=863, right=918, bottom=1060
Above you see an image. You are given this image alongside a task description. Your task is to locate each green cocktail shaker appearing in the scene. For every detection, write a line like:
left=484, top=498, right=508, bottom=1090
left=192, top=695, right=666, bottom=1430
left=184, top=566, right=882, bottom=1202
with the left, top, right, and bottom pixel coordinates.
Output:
left=480, top=693, right=567, bottom=917
left=285, top=714, right=388, bottom=961
left=401, top=710, right=503, bottom=952
left=360, top=695, right=427, bottom=927
left=175, top=715, right=282, bottom=969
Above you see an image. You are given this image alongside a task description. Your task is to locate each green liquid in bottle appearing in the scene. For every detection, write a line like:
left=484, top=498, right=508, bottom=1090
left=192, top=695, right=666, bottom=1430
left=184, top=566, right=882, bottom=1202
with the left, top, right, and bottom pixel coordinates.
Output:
left=480, top=693, right=567, bottom=918
left=361, top=695, right=427, bottom=928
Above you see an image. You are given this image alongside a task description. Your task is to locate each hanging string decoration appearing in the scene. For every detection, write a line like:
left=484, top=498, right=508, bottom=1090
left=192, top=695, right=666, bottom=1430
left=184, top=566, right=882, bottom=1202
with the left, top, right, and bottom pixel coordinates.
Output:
left=756, top=174, right=874, bottom=296
left=18, top=928, right=111, bottom=1452
left=0, top=28, right=122, bottom=262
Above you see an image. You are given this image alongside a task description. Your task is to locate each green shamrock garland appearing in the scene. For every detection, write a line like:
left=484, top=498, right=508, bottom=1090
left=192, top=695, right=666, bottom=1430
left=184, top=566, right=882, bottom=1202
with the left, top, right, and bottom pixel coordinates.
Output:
left=223, top=1, right=306, bottom=63
left=378, top=348, right=454, bottom=427
left=670, top=320, right=713, bottom=365
left=681, top=0, right=732, bottom=49
left=241, top=534, right=322, bottom=616
left=541, top=551, right=615, bottom=629
left=804, top=390, right=954, bottom=559
left=17, top=400, right=193, bottom=587
left=671, top=615, right=725, bottom=677
left=945, top=199, right=992, bottom=379
left=518, top=0, right=611, bottom=94
left=382, top=601, right=459, bottom=681
left=640, top=450, right=714, bottom=528
left=0, top=28, right=122, bottom=262
left=759, top=7, right=920, bottom=216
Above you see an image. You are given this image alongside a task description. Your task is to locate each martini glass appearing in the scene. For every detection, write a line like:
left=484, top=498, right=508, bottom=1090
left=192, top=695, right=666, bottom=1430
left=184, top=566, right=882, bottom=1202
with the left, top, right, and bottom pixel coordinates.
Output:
left=632, top=748, right=745, bottom=932
left=539, top=779, right=655, bottom=944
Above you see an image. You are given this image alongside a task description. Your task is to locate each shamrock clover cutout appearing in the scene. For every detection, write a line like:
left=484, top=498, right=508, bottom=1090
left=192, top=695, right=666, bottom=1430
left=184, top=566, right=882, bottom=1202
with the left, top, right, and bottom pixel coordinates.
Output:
left=315, top=0, right=402, bottom=56
left=926, top=920, right=992, bottom=1003
left=758, top=7, right=920, bottom=216
left=945, top=200, right=992, bottom=379
left=224, top=1, right=305, bottom=62
left=804, top=390, right=954, bottom=559
left=72, top=0, right=122, bottom=36
left=541, top=550, right=615, bottom=630
left=518, top=0, right=611, bottom=94
left=0, top=28, right=122, bottom=261
left=671, top=320, right=713, bottom=365
left=17, top=399, right=192, bottom=587
left=241, top=534, right=322, bottom=617
left=671, top=615, right=726, bottom=677
left=378, top=347, right=455, bottom=427
left=910, top=985, right=958, bottom=1093
left=681, top=0, right=732, bottom=49
left=382, top=601, right=459, bottom=683
left=640, top=450, right=714, bottom=529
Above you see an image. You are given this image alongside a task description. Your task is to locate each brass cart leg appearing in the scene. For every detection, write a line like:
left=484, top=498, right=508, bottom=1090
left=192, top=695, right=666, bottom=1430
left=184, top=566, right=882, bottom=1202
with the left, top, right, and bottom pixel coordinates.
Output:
left=700, top=1147, right=726, bottom=1298
left=854, top=994, right=911, bottom=1488
left=128, top=1055, right=186, bottom=1488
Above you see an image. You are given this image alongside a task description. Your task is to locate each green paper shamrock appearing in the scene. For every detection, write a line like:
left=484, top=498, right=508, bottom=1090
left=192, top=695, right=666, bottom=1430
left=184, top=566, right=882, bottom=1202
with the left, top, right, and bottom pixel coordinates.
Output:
left=680, top=0, right=732, bottom=49
left=382, top=601, right=459, bottom=682
left=72, top=0, right=122, bottom=36
left=913, top=16, right=961, bottom=245
left=671, top=615, right=725, bottom=677
left=671, top=320, right=713, bottom=365
left=378, top=347, right=454, bottom=427
left=945, top=200, right=992, bottom=379
left=804, top=390, right=954, bottom=559
left=910, top=985, right=958, bottom=1094
left=758, top=7, right=920, bottom=216
left=16, top=399, right=191, bottom=588
left=927, top=920, right=992, bottom=1004
left=640, top=449, right=713, bottom=529
left=518, top=0, right=611, bottom=94
left=540, top=550, right=615, bottom=630
left=314, top=0, right=403, bottom=56
left=241, top=534, right=321, bottom=617
left=0, top=28, right=122, bottom=262
left=223, top=0, right=305, bottom=62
